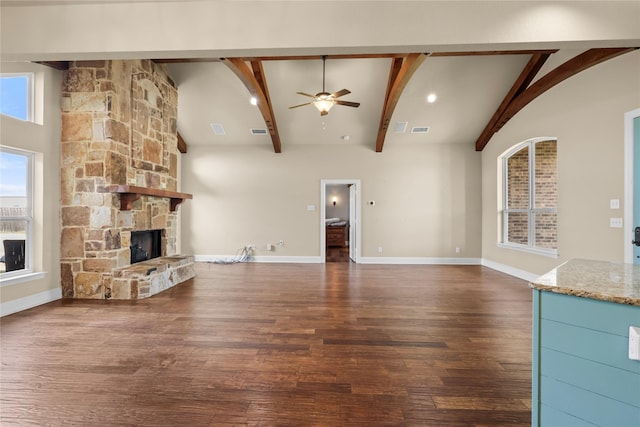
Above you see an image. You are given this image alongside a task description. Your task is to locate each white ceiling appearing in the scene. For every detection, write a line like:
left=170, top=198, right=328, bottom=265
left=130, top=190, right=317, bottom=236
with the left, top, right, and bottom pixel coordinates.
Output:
left=168, top=53, right=534, bottom=151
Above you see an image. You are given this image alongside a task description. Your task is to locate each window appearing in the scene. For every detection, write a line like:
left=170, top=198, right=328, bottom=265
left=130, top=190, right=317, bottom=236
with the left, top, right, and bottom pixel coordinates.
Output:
left=0, top=74, right=34, bottom=122
left=0, top=146, right=33, bottom=277
left=500, top=138, right=557, bottom=256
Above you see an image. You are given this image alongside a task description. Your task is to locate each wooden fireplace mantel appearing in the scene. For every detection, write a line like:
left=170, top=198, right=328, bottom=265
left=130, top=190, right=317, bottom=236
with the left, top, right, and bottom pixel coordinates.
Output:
left=100, top=185, right=193, bottom=212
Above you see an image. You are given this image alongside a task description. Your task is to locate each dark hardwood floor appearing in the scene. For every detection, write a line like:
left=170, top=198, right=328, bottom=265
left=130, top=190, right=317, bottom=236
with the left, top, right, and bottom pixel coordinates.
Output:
left=326, top=246, right=350, bottom=263
left=0, top=263, right=533, bottom=426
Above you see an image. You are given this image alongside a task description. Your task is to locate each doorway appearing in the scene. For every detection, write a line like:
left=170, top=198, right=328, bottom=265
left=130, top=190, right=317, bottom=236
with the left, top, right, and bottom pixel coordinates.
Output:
left=321, top=179, right=361, bottom=263
left=624, top=108, right=640, bottom=264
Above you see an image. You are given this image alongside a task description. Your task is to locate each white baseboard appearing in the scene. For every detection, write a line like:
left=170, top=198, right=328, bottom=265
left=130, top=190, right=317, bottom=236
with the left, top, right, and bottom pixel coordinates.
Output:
left=194, top=255, right=322, bottom=264
left=196, top=255, right=480, bottom=265
left=1, top=287, right=62, bottom=317
left=481, top=258, right=539, bottom=282
left=358, top=257, right=481, bottom=265
left=194, top=254, right=538, bottom=283
left=251, top=256, right=322, bottom=263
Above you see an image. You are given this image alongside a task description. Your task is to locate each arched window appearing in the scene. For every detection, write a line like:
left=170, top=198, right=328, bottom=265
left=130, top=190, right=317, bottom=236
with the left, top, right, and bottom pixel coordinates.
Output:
left=499, top=138, right=557, bottom=256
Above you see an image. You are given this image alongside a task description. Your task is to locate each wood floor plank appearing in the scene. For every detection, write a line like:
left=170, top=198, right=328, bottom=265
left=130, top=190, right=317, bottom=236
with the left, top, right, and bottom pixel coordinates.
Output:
left=1, top=262, right=532, bottom=426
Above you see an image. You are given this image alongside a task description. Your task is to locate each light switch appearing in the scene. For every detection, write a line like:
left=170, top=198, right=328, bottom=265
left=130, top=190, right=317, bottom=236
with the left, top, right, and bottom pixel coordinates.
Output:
left=610, top=199, right=620, bottom=209
left=610, top=218, right=623, bottom=228
left=307, top=205, right=316, bottom=211
left=630, top=326, right=640, bottom=361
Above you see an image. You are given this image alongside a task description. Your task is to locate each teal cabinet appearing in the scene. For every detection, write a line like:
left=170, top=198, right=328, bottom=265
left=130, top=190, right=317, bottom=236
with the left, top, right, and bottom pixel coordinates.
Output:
left=532, top=290, right=640, bottom=426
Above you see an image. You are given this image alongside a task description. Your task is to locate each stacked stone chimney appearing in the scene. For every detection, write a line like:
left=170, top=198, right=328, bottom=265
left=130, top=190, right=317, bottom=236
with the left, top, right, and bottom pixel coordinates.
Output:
left=60, top=59, right=190, bottom=300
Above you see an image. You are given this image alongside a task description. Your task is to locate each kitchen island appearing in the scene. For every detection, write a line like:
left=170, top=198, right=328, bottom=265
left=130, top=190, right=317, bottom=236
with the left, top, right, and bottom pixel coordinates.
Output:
left=530, top=259, right=640, bottom=426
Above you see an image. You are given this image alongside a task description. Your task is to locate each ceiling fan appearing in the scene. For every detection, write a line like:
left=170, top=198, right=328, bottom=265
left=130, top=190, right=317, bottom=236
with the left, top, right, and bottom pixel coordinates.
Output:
left=289, top=55, right=360, bottom=116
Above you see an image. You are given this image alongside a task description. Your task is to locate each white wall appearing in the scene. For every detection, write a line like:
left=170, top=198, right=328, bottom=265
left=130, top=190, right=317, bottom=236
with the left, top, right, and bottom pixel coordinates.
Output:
left=481, top=50, right=640, bottom=276
left=0, top=62, right=62, bottom=308
left=326, top=184, right=349, bottom=221
left=181, top=142, right=482, bottom=259
left=2, top=2, right=639, bottom=61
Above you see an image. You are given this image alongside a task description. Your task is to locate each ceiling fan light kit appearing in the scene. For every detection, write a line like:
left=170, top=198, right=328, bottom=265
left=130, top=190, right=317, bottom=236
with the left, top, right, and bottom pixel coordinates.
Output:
left=313, top=93, right=336, bottom=115
left=289, top=55, right=360, bottom=116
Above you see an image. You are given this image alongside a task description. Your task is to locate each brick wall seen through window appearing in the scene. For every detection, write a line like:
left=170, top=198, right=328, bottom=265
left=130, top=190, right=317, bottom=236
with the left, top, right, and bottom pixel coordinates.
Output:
left=502, top=138, right=557, bottom=253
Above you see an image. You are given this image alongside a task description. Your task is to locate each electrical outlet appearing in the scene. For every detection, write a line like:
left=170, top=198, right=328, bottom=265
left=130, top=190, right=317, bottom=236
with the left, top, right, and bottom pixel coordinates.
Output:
left=277, top=240, right=284, bottom=246
left=455, top=247, right=461, bottom=254
left=610, top=199, right=620, bottom=209
left=629, top=326, right=640, bottom=361
left=377, top=246, right=383, bottom=253
left=610, top=218, right=623, bottom=228
left=267, top=244, right=274, bottom=251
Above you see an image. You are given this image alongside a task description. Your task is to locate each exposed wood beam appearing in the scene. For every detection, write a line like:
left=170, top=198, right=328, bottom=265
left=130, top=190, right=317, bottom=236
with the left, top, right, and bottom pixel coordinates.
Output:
left=250, top=60, right=281, bottom=153
left=177, top=132, right=188, bottom=154
left=155, top=54, right=412, bottom=64
left=154, top=50, right=559, bottom=64
left=375, top=53, right=428, bottom=152
left=497, top=48, right=637, bottom=131
left=431, top=49, right=558, bottom=57
left=476, top=47, right=637, bottom=151
left=154, top=58, right=224, bottom=64
left=35, top=61, right=70, bottom=70
left=222, top=58, right=282, bottom=153
left=387, top=58, right=404, bottom=98
left=475, top=52, right=552, bottom=151
left=245, top=53, right=421, bottom=61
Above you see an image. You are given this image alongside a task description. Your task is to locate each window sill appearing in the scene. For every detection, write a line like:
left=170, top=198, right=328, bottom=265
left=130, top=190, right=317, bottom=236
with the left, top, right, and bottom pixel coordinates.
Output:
left=497, top=243, right=559, bottom=259
left=0, top=271, right=47, bottom=287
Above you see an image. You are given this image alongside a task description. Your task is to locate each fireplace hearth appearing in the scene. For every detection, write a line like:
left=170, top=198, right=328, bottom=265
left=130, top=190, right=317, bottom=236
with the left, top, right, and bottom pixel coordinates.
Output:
left=130, top=229, right=162, bottom=264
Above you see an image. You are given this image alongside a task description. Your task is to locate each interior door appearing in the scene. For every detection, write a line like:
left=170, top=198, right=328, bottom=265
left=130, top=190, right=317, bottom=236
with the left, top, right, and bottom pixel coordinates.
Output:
left=634, top=116, right=640, bottom=264
left=349, top=184, right=357, bottom=262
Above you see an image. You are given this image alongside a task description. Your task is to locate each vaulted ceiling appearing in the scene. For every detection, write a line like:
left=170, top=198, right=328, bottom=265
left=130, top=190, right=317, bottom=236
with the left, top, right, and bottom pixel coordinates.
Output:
left=8, top=1, right=637, bottom=154
left=159, top=48, right=636, bottom=154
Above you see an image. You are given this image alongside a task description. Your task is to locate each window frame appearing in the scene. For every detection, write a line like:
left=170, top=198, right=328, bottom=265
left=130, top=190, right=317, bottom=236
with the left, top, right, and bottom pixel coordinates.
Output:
left=0, top=145, right=34, bottom=280
left=500, top=137, right=558, bottom=258
left=0, top=73, right=35, bottom=123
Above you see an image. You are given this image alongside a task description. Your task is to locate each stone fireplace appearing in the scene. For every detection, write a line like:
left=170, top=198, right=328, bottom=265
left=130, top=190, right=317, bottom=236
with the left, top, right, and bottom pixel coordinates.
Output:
left=60, top=59, right=194, bottom=300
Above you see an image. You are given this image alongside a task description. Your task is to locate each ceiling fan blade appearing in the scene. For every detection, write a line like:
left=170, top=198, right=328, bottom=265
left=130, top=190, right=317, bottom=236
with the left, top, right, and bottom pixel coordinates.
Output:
left=289, top=102, right=312, bottom=109
left=331, top=89, right=351, bottom=98
left=296, top=92, right=317, bottom=98
left=336, top=100, right=360, bottom=108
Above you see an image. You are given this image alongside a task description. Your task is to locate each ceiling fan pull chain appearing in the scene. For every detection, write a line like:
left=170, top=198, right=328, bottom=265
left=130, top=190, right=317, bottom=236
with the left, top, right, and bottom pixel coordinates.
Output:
left=322, top=55, right=327, bottom=92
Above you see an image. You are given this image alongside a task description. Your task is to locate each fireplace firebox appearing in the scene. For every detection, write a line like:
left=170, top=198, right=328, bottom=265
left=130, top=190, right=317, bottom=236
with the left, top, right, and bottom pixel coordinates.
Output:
left=130, top=229, right=162, bottom=264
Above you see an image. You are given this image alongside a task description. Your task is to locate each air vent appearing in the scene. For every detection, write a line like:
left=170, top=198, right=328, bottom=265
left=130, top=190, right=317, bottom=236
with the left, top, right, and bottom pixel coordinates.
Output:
left=394, top=122, right=408, bottom=133
left=250, top=128, right=268, bottom=135
left=411, top=126, right=430, bottom=134
left=210, top=123, right=225, bottom=135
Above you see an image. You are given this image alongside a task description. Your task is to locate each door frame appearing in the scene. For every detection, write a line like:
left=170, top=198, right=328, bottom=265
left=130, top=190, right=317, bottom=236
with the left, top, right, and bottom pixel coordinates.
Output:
left=320, top=179, right=361, bottom=263
left=623, top=108, right=640, bottom=263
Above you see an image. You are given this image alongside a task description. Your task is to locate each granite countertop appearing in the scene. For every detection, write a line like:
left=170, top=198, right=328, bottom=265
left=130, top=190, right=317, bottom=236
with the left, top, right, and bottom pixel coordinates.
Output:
left=530, top=259, right=640, bottom=306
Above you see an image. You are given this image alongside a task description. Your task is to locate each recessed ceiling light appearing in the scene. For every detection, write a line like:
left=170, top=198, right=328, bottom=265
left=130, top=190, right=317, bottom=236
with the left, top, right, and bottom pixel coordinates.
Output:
left=394, top=122, right=408, bottom=133
left=250, top=96, right=258, bottom=106
left=210, top=123, right=225, bottom=135
left=427, top=93, right=437, bottom=103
